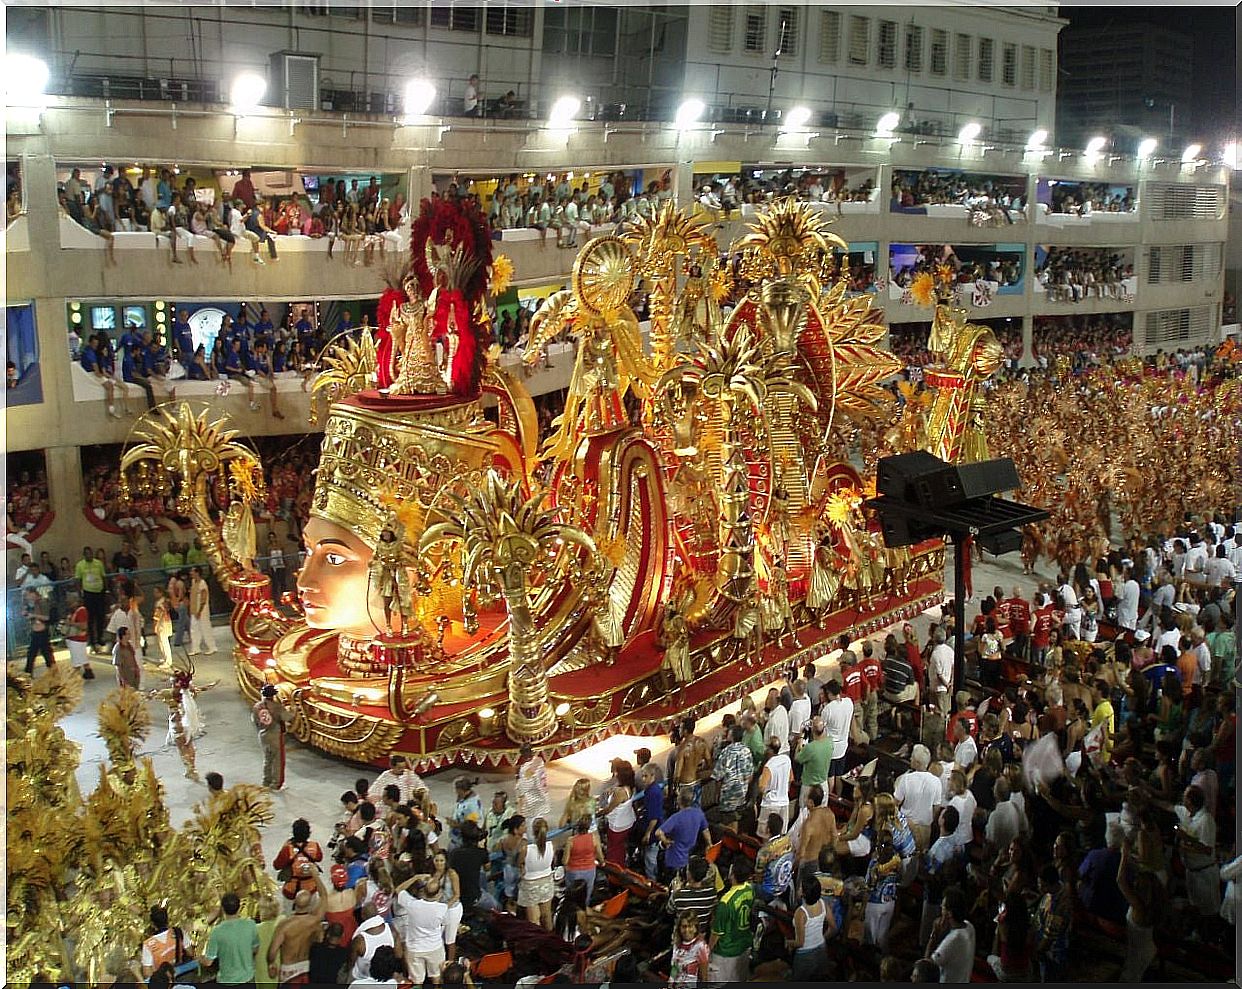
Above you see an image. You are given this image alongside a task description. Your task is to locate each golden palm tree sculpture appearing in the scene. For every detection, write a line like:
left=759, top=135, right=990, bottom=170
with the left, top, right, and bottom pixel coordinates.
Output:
left=420, top=470, right=599, bottom=744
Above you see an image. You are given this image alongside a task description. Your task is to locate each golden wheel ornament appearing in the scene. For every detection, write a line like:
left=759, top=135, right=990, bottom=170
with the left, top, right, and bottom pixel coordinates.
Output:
left=573, top=236, right=636, bottom=317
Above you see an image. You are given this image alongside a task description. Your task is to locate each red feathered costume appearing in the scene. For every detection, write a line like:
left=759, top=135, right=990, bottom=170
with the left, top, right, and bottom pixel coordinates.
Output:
left=370, top=198, right=493, bottom=396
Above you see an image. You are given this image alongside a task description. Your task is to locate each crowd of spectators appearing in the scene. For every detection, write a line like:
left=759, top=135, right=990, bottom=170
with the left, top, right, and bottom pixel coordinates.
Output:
left=891, top=247, right=1023, bottom=292
left=6, top=465, right=51, bottom=552
left=1047, top=183, right=1135, bottom=216
left=711, top=168, right=877, bottom=210
left=1031, top=315, right=1134, bottom=362
left=97, top=507, right=1238, bottom=986
left=1036, top=249, right=1134, bottom=303
left=56, top=165, right=409, bottom=267
left=888, top=321, right=1024, bottom=371
left=891, top=170, right=1027, bottom=213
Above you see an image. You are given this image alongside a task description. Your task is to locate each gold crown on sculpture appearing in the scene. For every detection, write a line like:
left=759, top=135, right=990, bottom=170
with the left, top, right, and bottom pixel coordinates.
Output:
left=311, top=396, right=480, bottom=553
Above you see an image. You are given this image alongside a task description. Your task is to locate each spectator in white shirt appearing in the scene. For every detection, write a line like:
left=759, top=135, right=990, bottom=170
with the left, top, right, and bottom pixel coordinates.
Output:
left=1114, top=565, right=1140, bottom=630
left=929, top=627, right=955, bottom=715
left=952, top=718, right=978, bottom=770
left=1205, top=544, right=1236, bottom=587
left=820, top=681, right=853, bottom=794
left=788, top=679, right=812, bottom=745
left=894, top=744, right=942, bottom=850
left=984, top=777, right=1025, bottom=853
left=928, top=887, right=976, bottom=983
left=1227, top=532, right=1242, bottom=572
left=946, top=769, right=976, bottom=846
left=763, top=689, right=791, bottom=756
left=1175, top=785, right=1220, bottom=921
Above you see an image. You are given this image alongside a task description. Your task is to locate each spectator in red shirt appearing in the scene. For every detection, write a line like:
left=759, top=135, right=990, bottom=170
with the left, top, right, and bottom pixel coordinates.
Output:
left=902, top=624, right=926, bottom=696
left=990, top=585, right=1011, bottom=638
left=857, top=641, right=885, bottom=742
left=1006, top=586, right=1031, bottom=659
left=1030, top=593, right=1056, bottom=668
left=233, top=168, right=257, bottom=209
left=840, top=650, right=867, bottom=741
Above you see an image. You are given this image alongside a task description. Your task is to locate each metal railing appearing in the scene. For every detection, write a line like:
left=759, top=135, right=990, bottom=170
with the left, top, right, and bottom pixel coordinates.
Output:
left=6, top=556, right=295, bottom=656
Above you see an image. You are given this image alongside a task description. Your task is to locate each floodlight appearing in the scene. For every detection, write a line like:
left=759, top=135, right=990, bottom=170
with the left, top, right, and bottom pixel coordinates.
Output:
left=547, top=95, right=581, bottom=128
left=876, top=111, right=901, bottom=137
left=230, top=72, right=267, bottom=114
left=1225, top=143, right=1239, bottom=170
left=403, top=79, right=436, bottom=118
left=5, top=54, right=49, bottom=104
left=1025, top=128, right=1048, bottom=151
left=1085, top=135, right=1107, bottom=155
left=675, top=98, right=706, bottom=129
left=958, top=121, right=981, bottom=142
left=1181, top=143, right=1202, bottom=163
left=783, top=105, right=812, bottom=131
left=1136, top=137, right=1158, bottom=158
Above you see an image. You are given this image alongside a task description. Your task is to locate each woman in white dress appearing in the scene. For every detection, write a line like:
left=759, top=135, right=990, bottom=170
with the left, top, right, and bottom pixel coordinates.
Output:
left=514, top=745, right=552, bottom=823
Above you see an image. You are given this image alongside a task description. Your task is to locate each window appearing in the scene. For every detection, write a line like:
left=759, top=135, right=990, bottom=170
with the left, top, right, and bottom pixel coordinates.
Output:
left=485, top=5, right=533, bottom=37
left=708, top=6, right=734, bottom=54
left=372, top=5, right=422, bottom=25
left=1021, top=45, right=1036, bottom=90
left=744, top=6, right=766, bottom=53
left=327, top=4, right=358, bottom=17
left=929, top=28, right=947, bottom=75
left=978, top=38, right=993, bottom=81
left=776, top=7, right=798, bottom=57
left=877, top=20, right=897, bottom=68
left=1039, top=48, right=1054, bottom=92
left=904, top=24, right=923, bottom=72
left=848, top=15, right=869, bottom=65
left=954, top=33, right=971, bottom=80
left=1002, top=43, right=1016, bottom=86
left=543, top=6, right=617, bottom=57
left=818, top=10, right=840, bottom=63
left=430, top=5, right=479, bottom=32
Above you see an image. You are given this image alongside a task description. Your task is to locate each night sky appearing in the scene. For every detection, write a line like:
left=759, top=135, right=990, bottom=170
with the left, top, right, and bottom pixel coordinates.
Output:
left=1061, top=5, right=1237, bottom=141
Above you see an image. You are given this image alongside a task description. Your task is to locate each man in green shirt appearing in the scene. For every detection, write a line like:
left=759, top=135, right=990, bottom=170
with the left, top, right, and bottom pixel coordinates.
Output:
left=74, top=545, right=107, bottom=652
left=161, top=539, right=185, bottom=576
left=185, top=537, right=209, bottom=570
left=708, top=859, right=754, bottom=982
left=204, top=892, right=260, bottom=985
left=796, top=716, right=833, bottom=806
left=741, top=712, right=765, bottom=764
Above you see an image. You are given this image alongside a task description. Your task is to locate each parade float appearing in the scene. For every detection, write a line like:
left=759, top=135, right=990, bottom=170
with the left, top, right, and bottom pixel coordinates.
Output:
left=118, top=197, right=980, bottom=771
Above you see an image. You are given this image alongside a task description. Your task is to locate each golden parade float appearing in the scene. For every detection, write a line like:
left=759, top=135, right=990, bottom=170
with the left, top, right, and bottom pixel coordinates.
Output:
left=119, top=197, right=956, bottom=771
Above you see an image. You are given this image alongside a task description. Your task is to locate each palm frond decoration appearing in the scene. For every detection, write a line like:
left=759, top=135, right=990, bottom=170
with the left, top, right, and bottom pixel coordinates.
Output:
left=310, top=330, right=378, bottom=424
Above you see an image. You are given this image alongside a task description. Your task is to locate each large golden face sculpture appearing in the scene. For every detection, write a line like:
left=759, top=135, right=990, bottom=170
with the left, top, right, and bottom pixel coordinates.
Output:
left=297, top=516, right=386, bottom=637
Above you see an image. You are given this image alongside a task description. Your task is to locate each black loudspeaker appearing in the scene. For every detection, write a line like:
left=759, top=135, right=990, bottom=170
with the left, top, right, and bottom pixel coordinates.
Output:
left=913, top=458, right=1021, bottom=509
left=978, top=528, right=1024, bottom=555
left=876, top=451, right=945, bottom=502
left=878, top=512, right=943, bottom=549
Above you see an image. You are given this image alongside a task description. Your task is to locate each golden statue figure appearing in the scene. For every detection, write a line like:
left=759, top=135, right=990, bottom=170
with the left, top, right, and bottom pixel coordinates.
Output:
left=658, top=601, right=693, bottom=691
left=805, top=535, right=841, bottom=622
left=368, top=511, right=414, bottom=636
left=763, top=558, right=799, bottom=649
left=923, top=301, right=1005, bottom=463
left=732, top=588, right=765, bottom=668
left=388, top=273, right=448, bottom=396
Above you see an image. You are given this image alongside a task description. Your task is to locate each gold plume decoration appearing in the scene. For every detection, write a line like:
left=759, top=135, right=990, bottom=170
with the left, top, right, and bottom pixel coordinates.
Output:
left=808, top=278, right=904, bottom=426
left=309, top=330, right=378, bottom=424
left=523, top=289, right=576, bottom=361
left=228, top=458, right=266, bottom=505
left=491, top=253, right=515, bottom=295
left=619, top=199, right=718, bottom=278
left=733, top=196, right=847, bottom=278
left=96, top=687, right=152, bottom=767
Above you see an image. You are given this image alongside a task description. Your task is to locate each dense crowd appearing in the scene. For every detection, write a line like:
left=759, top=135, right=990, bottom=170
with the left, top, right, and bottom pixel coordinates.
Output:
left=5, top=466, right=51, bottom=551
left=1030, top=315, right=1135, bottom=362
left=1036, top=249, right=1134, bottom=303
left=891, top=170, right=1027, bottom=213
left=91, top=506, right=1237, bottom=985
left=1047, top=183, right=1135, bottom=216
left=891, top=247, right=1023, bottom=292
left=57, top=164, right=408, bottom=267
left=887, top=322, right=1024, bottom=371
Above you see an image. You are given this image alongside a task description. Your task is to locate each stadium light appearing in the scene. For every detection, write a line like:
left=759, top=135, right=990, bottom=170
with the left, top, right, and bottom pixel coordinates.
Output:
left=783, top=105, right=812, bottom=131
left=674, top=98, right=706, bottom=129
left=1181, top=143, right=1202, bottom=163
left=876, top=111, right=901, bottom=137
left=1225, top=143, right=1239, bottom=170
left=1085, top=135, right=1107, bottom=155
left=230, top=72, right=267, bottom=114
left=1137, top=136, right=1158, bottom=158
left=5, top=54, right=49, bottom=105
left=547, top=95, right=581, bottom=128
left=403, top=79, right=436, bottom=118
left=1025, top=128, right=1048, bottom=151
left=957, top=121, right=981, bottom=143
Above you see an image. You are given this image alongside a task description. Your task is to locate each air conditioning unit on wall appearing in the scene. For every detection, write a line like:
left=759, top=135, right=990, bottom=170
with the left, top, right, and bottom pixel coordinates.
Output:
left=268, top=51, right=320, bottom=110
